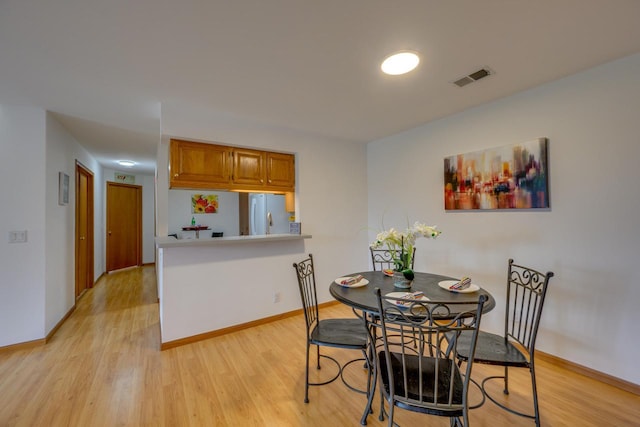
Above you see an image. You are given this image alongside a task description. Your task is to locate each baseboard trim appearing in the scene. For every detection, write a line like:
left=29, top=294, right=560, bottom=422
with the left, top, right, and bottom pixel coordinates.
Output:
left=537, top=350, right=640, bottom=396
left=0, top=305, right=77, bottom=352
left=94, top=272, right=106, bottom=286
left=0, top=338, right=46, bottom=353
left=160, top=300, right=340, bottom=351
left=45, top=304, right=76, bottom=343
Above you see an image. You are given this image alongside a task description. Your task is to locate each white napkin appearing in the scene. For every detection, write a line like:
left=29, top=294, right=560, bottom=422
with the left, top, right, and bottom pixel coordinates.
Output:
left=450, top=277, right=471, bottom=290
left=340, top=275, right=363, bottom=286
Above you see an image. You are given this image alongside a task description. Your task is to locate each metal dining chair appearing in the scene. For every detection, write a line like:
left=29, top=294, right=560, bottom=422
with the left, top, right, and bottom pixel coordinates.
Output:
left=370, top=288, right=487, bottom=426
left=370, top=247, right=415, bottom=271
left=455, top=259, right=554, bottom=426
left=292, top=254, right=370, bottom=407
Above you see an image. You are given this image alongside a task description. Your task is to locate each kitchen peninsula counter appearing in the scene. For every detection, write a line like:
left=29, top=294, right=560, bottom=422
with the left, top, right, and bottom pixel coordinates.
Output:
left=155, top=233, right=312, bottom=349
left=155, top=233, right=312, bottom=249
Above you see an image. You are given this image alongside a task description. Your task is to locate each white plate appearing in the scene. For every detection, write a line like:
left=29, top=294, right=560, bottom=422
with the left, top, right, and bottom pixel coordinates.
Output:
left=334, top=277, right=369, bottom=288
left=438, top=280, right=480, bottom=293
left=385, top=291, right=430, bottom=307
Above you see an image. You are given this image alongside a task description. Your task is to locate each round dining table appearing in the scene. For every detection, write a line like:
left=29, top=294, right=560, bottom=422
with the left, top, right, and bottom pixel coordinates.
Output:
left=329, top=270, right=496, bottom=318
left=330, top=270, right=496, bottom=425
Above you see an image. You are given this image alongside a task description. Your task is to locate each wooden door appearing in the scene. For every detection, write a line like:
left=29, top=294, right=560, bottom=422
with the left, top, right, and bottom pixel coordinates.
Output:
left=106, top=182, right=142, bottom=272
left=75, top=162, right=94, bottom=297
left=238, top=193, right=249, bottom=235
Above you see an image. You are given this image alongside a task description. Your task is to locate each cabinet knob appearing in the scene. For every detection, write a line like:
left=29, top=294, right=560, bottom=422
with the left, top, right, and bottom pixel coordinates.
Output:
left=260, top=179, right=264, bottom=183
left=268, top=179, right=272, bottom=183
left=174, top=173, right=178, bottom=178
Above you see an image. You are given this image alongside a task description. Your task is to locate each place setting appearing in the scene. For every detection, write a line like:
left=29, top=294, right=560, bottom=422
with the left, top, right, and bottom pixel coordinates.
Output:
left=384, top=290, right=429, bottom=308
left=334, top=274, right=369, bottom=288
left=437, top=276, right=480, bottom=293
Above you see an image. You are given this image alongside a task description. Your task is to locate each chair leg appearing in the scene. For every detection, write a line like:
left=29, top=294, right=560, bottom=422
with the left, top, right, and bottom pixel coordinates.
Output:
left=386, top=402, right=394, bottom=427
left=530, top=364, right=541, bottom=427
left=304, top=342, right=310, bottom=403
left=503, top=365, right=509, bottom=395
left=316, top=344, right=321, bottom=369
left=360, top=350, right=375, bottom=426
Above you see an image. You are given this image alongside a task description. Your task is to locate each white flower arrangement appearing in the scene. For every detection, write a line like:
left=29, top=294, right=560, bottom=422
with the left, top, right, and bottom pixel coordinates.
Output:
left=370, top=221, right=441, bottom=271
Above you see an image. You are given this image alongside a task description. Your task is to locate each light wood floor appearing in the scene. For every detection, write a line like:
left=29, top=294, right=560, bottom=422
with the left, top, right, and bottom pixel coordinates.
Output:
left=1, top=266, right=639, bottom=426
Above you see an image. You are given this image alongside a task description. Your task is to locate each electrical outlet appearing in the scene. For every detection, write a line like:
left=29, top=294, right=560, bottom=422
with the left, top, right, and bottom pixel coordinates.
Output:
left=9, top=230, right=27, bottom=243
left=273, top=292, right=281, bottom=303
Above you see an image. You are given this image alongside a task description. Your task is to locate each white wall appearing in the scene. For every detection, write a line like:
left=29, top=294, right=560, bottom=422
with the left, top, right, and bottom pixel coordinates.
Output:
left=103, top=168, right=155, bottom=264
left=45, top=113, right=103, bottom=333
left=367, top=53, right=640, bottom=385
left=0, top=106, right=47, bottom=346
left=0, top=107, right=105, bottom=347
left=167, top=189, right=239, bottom=238
left=159, top=106, right=370, bottom=307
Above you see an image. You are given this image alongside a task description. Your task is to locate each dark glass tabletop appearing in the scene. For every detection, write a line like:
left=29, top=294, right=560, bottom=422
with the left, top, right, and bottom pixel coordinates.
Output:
left=330, top=271, right=495, bottom=318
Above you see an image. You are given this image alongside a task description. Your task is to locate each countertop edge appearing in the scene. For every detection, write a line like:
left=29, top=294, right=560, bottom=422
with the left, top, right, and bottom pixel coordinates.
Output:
left=155, top=234, right=312, bottom=248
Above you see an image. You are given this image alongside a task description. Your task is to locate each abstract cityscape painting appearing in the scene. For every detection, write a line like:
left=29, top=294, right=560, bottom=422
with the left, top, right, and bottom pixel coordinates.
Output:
left=444, top=138, right=549, bottom=210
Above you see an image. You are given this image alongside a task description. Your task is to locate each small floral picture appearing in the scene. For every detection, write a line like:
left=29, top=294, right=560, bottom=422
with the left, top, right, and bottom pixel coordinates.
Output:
left=192, top=194, right=219, bottom=214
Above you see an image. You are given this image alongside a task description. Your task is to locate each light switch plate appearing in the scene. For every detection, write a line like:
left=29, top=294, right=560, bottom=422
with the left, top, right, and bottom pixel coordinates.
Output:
left=9, top=230, right=27, bottom=243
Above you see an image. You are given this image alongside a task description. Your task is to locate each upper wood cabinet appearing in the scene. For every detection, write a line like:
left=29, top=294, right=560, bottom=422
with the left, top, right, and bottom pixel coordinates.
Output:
left=169, top=139, right=295, bottom=192
left=170, top=139, right=232, bottom=189
left=266, top=152, right=295, bottom=190
left=232, top=148, right=266, bottom=188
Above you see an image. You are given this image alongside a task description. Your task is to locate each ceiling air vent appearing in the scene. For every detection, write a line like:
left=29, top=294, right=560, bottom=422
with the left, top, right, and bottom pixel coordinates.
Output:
left=452, top=67, right=493, bottom=87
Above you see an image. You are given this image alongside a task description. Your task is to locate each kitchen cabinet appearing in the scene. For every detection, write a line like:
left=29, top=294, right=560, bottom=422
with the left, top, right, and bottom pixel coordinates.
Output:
left=266, top=152, right=295, bottom=190
left=232, top=148, right=266, bottom=189
left=170, top=139, right=232, bottom=189
left=169, top=139, right=295, bottom=192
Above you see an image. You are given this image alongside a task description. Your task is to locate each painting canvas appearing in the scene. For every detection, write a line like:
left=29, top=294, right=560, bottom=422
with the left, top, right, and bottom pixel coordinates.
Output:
left=444, top=138, right=549, bottom=210
left=192, top=194, right=219, bottom=214
left=58, top=172, right=69, bottom=205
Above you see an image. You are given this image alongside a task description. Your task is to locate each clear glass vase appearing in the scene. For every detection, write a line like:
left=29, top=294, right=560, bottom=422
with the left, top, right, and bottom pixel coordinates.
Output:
left=393, top=271, right=412, bottom=289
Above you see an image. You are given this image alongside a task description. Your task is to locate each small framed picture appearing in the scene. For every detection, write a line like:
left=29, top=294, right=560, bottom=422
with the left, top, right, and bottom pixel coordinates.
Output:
left=289, top=222, right=301, bottom=235
left=58, top=172, right=69, bottom=205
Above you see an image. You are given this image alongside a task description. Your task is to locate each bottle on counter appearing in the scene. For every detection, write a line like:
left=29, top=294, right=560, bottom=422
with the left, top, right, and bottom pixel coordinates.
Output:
left=191, top=216, right=196, bottom=226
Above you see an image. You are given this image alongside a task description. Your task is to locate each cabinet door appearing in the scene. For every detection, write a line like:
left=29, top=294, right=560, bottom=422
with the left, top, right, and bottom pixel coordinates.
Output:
left=233, top=148, right=266, bottom=188
left=266, top=152, right=295, bottom=190
left=170, top=140, right=231, bottom=189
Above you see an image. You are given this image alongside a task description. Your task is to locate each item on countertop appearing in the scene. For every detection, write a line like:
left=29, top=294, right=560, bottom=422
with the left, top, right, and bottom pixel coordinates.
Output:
left=340, top=275, right=364, bottom=286
left=191, top=216, right=196, bottom=226
left=383, top=269, right=395, bottom=276
left=450, top=277, right=472, bottom=290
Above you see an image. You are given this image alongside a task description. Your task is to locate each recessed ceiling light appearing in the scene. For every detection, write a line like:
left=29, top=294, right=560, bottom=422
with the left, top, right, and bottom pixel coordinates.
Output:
left=117, top=160, right=136, bottom=167
left=381, top=51, right=420, bottom=75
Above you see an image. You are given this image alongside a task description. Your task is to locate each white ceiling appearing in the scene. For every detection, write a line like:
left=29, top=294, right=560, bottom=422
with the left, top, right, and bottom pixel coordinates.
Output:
left=2, top=0, right=640, bottom=174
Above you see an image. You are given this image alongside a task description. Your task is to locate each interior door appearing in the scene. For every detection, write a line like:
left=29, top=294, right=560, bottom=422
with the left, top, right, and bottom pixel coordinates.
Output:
left=106, top=182, right=142, bottom=272
left=75, top=162, right=94, bottom=297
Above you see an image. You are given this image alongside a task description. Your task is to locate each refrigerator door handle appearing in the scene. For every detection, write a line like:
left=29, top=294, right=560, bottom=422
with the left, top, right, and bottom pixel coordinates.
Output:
left=250, top=198, right=257, bottom=235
